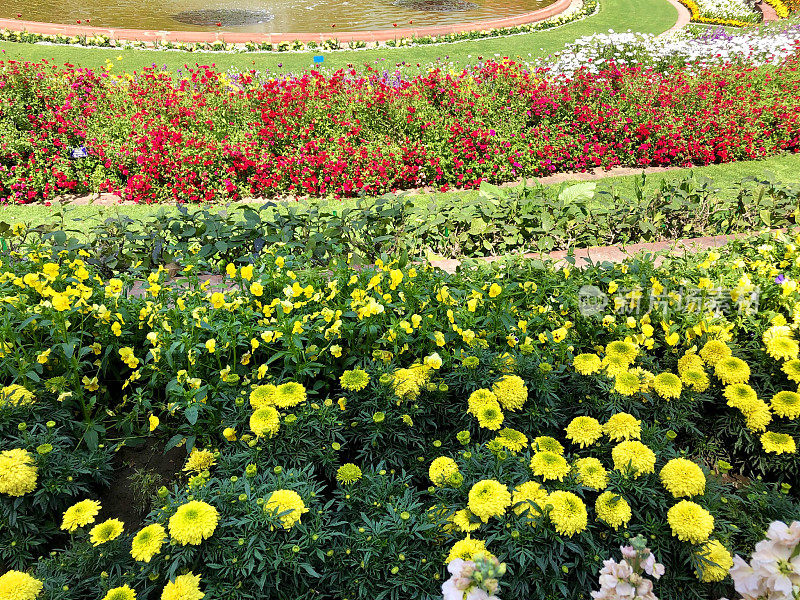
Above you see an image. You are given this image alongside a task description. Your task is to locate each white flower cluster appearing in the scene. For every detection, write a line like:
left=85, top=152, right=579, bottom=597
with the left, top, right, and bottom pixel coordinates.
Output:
left=726, top=520, right=800, bottom=600
left=442, top=555, right=506, bottom=600
left=592, top=536, right=665, bottom=600
left=537, top=25, right=800, bottom=76
left=693, top=0, right=761, bottom=22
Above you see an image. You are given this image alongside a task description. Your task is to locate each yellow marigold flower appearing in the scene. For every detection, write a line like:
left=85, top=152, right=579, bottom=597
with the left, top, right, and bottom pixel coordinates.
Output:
left=475, top=401, right=504, bottom=431
left=612, top=441, right=656, bottom=478
left=530, top=451, right=570, bottom=482
left=547, top=491, right=588, bottom=537
left=603, top=353, right=631, bottom=376
left=714, top=357, right=750, bottom=385
left=678, top=351, right=705, bottom=376
left=631, top=367, right=655, bottom=393
left=614, top=371, right=640, bottom=396
left=0, top=449, right=37, bottom=497
left=782, top=359, right=800, bottom=383
left=131, top=523, right=166, bottom=562
left=699, top=340, right=731, bottom=366
left=763, top=326, right=799, bottom=361
left=61, top=499, right=101, bottom=532
left=249, top=384, right=276, bottom=409
left=429, top=457, right=459, bottom=487
left=512, top=481, right=547, bottom=516
left=695, top=540, right=733, bottom=582
left=0, top=384, right=35, bottom=407
left=745, top=406, right=773, bottom=432
left=169, top=501, right=218, bottom=545
left=724, top=384, right=759, bottom=412
left=595, top=491, right=632, bottom=530
left=264, top=489, right=308, bottom=529
left=605, top=341, right=639, bottom=363
left=273, top=382, right=306, bottom=408
left=336, top=463, right=363, bottom=485
left=340, top=369, right=370, bottom=392
left=250, top=406, right=280, bottom=438
left=603, top=413, right=641, bottom=441
left=573, top=353, right=601, bottom=375
left=760, top=431, right=796, bottom=454
left=0, top=571, right=43, bottom=600
left=468, top=479, right=511, bottom=522
left=89, top=518, right=124, bottom=546
left=566, top=416, right=603, bottom=448
left=770, top=391, right=800, bottom=419
left=660, top=458, right=706, bottom=498
left=681, top=368, right=710, bottom=392
left=183, top=449, right=216, bottom=474
left=161, top=572, right=204, bottom=600
left=222, top=427, right=236, bottom=441
left=667, top=500, right=714, bottom=544
left=445, top=536, right=491, bottom=563
left=573, top=457, right=608, bottom=491
left=653, top=373, right=682, bottom=399
left=530, top=437, right=561, bottom=456
left=102, top=585, right=136, bottom=600
left=491, top=375, right=528, bottom=411
left=467, top=389, right=497, bottom=415
left=496, top=428, right=528, bottom=453
left=450, top=509, right=481, bottom=532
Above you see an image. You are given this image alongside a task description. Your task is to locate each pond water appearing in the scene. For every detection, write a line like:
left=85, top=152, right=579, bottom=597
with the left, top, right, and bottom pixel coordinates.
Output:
left=3, top=0, right=555, bottom=33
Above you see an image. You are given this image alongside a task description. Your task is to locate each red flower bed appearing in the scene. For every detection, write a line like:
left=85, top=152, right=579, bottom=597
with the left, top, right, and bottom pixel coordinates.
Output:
left=1, top=57, right=800, bottom=203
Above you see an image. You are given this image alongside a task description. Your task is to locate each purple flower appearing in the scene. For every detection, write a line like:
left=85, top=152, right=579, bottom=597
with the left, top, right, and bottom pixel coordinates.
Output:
left=776, top=274, right=786, bottom=284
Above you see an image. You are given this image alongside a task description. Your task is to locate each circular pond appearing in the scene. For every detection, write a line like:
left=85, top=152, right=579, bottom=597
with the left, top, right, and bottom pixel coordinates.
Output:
left=2, top=0, right=556, bottom=33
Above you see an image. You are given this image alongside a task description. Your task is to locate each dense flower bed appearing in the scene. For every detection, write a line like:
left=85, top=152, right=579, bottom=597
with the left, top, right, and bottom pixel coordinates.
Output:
left=676, top=0, right=760, bottom=26
left=1, top=224, right=800, bottom=599
left=2, top=52, right=800, bottom=203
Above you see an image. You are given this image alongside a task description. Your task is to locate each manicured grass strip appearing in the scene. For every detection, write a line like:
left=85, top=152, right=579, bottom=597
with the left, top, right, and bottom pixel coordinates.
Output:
left=0, top=0, right=677, bottom=73
left=3, top=153, right=798, bottom=232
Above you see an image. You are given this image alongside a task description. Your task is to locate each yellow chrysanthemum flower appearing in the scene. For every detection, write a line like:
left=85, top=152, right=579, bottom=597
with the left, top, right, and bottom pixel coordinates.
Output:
left=695, top=540, right=733, bottom=582
left=547, top=491, right=588, bottom=537
left=760, top=431, right=797, bottom=454
left=745, top=406, right=773, bottom=432
left=467, top=389, right=498, bottom=416
left=450, top=509, right=481, bottom=533
left=445, top=536, right=491, bottom=563
left=131, top=523, right=166, bottom=562
left=681, top=368, right=710, bottom=392
left=530, top=451, right=570, bottom=482
left=0, top=571, right=43, bottom=600
left=169, top=501, right=219, bottom=545
left=763, top=326, right=799, bottom=361
left=250, top=406, right=280, bottom=438
left=667, top=500, right=714, bottom=543
left=161, top=572, right=204, bottom=600
left=782, top=359, right=800, bottom=383
left=492, top=375, right=528, bottom=411
left=770, top=391, right=800, bottom=420
left=89, top=518, right=124, bottom=546
left=612, top=441, right=656, bottom=478
left=61, top=499, right=101, bottom=532
left=714, top=357, right=750, bottom=385
left=475, top=401, right=504, bottom=431
left=0, top=449, right=37, bottom=497
left=595, top=491, right=632, bottom=530
left=699, top=340, right=731, bottom=366
left=264, top=489, right=308, bottom=529
left=614, top=371, right=641, bottom=396
left=678, top=351, right=704, bottom=376
left=468, top=480, right=511, bottom=523
left=495, top=428, right=528, bottom=453
left=603, top=413, right=641, bottom=441
left=336, top=463, right=363, bottom=486
left=724, top=384, right=759, bottom=412
left=603, top=353, right=632, bottom=377
left=565, top=416, right=603, bottom=448
left=653, top=373, right=682, bottom=399
left=660, top=458, right=706, bottom=498
left=573, top=353, right=601, bottom=375
left=511, top=481, right=547, bottom=517
left=605, top=341, right=639, bottom=363
left=0, top=384, right=35, bottom=407
left=532, top=436, right=564, bottom=455
left=573, top=457, right=608, bottom=491
left=340, top=369, right=370, bottom=392
left=429, top=457, right=460, bottom=487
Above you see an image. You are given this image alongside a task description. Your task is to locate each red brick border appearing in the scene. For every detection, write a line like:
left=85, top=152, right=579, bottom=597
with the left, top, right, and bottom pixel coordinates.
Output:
left=0, top=0, right=571, bottom=44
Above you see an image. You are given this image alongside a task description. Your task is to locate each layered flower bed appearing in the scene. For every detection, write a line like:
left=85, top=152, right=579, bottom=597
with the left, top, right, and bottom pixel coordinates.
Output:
left=1, top=224, right=799, bottom=599
left=2, top=50, right=800, bottom=203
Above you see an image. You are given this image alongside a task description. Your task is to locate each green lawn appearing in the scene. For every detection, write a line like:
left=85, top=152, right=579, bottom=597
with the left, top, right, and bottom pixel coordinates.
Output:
left=3, top=153, right=798, bottom=232
left=0, top=0, right=677, bottom=73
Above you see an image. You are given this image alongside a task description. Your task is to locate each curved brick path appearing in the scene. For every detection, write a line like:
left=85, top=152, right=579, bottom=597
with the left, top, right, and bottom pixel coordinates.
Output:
left=657, top=0, right=692, bottom=36
left=0, top=0, right=571, bottom=44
